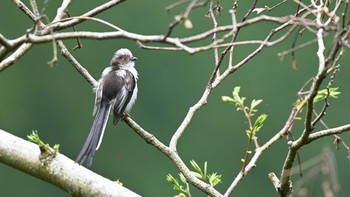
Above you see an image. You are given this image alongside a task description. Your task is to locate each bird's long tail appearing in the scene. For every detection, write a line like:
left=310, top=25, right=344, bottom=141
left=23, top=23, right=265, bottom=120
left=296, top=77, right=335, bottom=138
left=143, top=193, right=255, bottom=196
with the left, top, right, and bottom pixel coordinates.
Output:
left=76, top=101, right=111, bottom=167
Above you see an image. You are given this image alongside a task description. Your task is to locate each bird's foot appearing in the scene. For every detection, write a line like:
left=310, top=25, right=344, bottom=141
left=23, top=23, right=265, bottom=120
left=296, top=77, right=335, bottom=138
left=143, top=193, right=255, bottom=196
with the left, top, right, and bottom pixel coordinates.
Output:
left=122, top=112, right=130, bottom=120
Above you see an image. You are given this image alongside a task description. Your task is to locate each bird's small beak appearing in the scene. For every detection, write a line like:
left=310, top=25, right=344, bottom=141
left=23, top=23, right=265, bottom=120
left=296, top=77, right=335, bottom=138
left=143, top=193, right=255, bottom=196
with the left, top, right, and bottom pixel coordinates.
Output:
left=132, top=57, right=137, bottom=61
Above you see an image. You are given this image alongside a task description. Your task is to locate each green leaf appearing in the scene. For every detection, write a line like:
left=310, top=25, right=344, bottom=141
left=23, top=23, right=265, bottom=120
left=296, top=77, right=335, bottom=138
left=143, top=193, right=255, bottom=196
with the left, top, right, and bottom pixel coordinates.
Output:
left=232, top=86, right=241, bottom=98
left=314, top=87, right=341, bottom=103
left=174, top=193, right=187, bottom=197
left=27, top=130, right=41, bottom=144
left=53, top=144, right=60, bottom=155
left=166, top=174, right=183, bottom=191
left=251, top=99, right=263, bottom=110
left=246, top=129, right=252, bottom=135
left=27, top=130, right=60, bottom=157
left=222, top=96, right=235, bottom=104
left=191, top=171, right=202, bottom=179
left=252, top=114, right=268, bottom=133
left=232, top=86, right=245, bottom=105
left=208, top=173, right=222, bottom=187
left=179, top=173, right=186, bottom=184
left=203, top=161, right=208, bottom=181
left=114, top=179, right=123, bottom=186
left=190, top=160, right=202, bottom=176
left=166, top=174, right=177, bottom=184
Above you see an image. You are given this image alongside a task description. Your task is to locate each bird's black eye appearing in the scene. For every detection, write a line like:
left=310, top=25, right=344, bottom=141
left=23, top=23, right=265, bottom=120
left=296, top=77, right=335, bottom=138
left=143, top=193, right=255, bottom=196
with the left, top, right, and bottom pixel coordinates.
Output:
left=118, top=55, right=129, bottom=61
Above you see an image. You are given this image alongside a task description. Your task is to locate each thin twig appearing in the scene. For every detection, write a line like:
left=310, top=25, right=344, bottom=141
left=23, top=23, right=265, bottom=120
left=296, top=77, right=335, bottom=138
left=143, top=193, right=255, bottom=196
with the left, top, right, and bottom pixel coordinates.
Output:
left=56, top=41, right=97, bottom=87
left=208, top=0, right=220, bottom=78
left=165, top=0, right=191, bottom=13
left=164, top=0, right=198, bottom=38
left=308, top=124, right=350, bottom=143
left=123, top=117, right=223, bottom=197
left=39, top=0, right=126, bottom=34
left=29, top=0, right=40, bottom=17
left=52, top=0, right=71, bottom=23
left=0, top=43, right=33, bottom=72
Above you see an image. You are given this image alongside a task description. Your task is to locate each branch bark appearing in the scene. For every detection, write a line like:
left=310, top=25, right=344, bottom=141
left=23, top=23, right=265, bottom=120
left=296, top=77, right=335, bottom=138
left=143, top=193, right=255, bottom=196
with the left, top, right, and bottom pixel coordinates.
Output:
left=0, top=129, right=141, bottom=197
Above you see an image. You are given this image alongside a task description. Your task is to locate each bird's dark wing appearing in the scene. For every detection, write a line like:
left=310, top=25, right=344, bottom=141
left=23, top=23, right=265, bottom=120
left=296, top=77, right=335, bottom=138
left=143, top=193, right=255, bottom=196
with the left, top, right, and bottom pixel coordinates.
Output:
left=102, top=69, right=135, bottom=125
left=93, top=81, right=103, bottom=116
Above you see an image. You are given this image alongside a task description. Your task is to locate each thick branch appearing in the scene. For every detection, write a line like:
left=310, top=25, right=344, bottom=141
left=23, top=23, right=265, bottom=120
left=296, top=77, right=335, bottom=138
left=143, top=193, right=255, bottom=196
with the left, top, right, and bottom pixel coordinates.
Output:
left=0, top=129, right=140, bottom=197
left=278, top=4, right=330, bottom=195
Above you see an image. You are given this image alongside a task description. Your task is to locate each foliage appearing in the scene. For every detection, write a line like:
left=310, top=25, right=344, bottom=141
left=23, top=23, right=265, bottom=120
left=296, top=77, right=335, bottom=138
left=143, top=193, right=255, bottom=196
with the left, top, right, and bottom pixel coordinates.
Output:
left=222, top=86, right=267, bottom=140
left=222, top=86, right=267, bottom=172
left=27, top=130, right=59, bottom=166
left=167, top=160, right=222, bottom=197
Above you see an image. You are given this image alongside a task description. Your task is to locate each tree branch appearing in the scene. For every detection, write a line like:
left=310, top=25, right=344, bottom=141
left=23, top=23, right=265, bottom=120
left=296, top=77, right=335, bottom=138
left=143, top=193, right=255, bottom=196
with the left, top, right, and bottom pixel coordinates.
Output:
left=56, top=40, right=97, bottom=87
left=278, top=2, right=340, bottom=195
left=0, top=129, right=141, bottom=197
left=0, top=43, right=33, bottom=72
left=40, top=0, right=126, bottom=34
left=224, top=106, right=300, bottom=197
left=308, top=124, right=350, bottom=143
left=123, top=117, right=223, bottom=197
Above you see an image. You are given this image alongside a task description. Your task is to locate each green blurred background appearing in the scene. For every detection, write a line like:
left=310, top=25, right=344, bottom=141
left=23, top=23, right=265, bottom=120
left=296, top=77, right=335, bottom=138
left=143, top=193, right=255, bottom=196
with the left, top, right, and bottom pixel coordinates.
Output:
left=1, top=0, right=349, bottom=196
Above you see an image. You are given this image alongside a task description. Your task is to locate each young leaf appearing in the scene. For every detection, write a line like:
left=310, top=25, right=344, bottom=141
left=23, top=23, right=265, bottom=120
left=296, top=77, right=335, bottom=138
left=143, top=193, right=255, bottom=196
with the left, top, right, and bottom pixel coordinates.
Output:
left=251, top=99, right=263, bottom=110
left=191, top=171, right=203, bottom=179
left=203, top=161, right=208, bottom=181
left=232, top=86, right=245, bottom=106
left=114, top=179, right=123, bottom=186
left=190, top=160, right=203, bottom=176
left=27, top=130, right=41, bottom=144
left=208, top=173, right=222, bottom=187
left=174, top=193, right=187, bottom=197
left=314, top=87, right=340, bottom=103
left=252, top=114, right=268, bottom=133
left=179, top=173, right=187, bottom=184
left=232, top=86, right=241, bottom=97
left=222, top=96, right=235, bottom=104
left=166, top=174, right=183, bottom=191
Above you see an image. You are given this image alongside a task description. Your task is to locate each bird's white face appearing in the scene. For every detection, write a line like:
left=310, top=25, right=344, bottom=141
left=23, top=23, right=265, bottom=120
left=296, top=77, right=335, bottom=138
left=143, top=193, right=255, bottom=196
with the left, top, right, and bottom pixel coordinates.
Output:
left=111, top=48, right=136, bottom=67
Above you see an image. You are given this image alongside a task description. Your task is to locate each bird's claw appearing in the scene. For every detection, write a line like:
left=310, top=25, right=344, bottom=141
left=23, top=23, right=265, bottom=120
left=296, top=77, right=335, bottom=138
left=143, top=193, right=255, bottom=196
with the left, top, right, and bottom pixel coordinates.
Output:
left=122, top=112, right=130, bottom=119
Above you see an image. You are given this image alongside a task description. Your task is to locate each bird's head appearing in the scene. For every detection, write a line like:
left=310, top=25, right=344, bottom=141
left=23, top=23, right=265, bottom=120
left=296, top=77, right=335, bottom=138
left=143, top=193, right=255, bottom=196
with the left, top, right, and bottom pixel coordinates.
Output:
left=111, top=48, right=137, bottom=67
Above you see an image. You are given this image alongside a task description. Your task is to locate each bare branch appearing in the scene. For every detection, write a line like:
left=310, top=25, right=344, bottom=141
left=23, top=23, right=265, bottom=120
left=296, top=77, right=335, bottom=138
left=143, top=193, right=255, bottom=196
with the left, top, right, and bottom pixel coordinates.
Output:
left=2, top=1, right=349, bottom=196
left=52, top=0, right=71, bottom=23
left=40, top=0, right=126, bottom=34
left=29, top=0, right=39, bottom=17
left=56, top=41, right=97, bottom=87
left=0, top=43, right=33, bottom=72
left=123, top=117, right=223, bottom=197
left=164, top=0, right=198, bottom=38
left=13, top=0, right=38, bottom=23
left=308, top=124, right=350, bottom=143
left=169, top=87, right=211, bottom=151
left=0, top=129, right=141, bottom=197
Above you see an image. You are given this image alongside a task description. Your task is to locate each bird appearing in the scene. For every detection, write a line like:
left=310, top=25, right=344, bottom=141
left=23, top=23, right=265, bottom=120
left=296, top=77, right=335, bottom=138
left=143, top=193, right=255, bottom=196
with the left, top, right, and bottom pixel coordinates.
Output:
left=76, top=48, right=138, bottom=167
